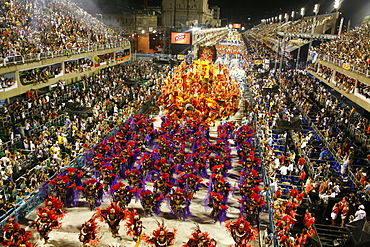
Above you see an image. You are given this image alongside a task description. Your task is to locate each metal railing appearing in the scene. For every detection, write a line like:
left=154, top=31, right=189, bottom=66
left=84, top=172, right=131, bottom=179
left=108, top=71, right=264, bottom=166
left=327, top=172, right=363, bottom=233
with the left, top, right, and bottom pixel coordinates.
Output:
left=0, top=153, right=84, bottom=228
left=0, top=41, right=130, bottom=67
left=291, top=80, right=359, bottom=189
left=319, top=54, right=370, bottom=78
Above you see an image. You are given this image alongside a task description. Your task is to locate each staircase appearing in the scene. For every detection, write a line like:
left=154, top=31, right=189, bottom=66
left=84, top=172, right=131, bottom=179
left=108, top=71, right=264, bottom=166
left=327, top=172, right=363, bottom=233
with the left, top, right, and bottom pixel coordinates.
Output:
left=314, top=224, right=351, bottom=247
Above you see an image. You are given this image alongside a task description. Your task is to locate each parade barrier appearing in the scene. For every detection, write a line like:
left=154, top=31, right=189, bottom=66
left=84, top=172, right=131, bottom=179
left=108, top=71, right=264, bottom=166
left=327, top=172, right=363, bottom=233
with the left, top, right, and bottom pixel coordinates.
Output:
left=0, top=87, right=157, bottom=229
left=131, top=53, right=172, bottom=62
left=0, top=153, right=84, bottom=228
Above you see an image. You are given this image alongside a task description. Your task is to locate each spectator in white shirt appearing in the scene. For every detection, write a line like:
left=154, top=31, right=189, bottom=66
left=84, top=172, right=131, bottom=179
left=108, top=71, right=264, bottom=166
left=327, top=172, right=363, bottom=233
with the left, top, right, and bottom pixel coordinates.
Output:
left=354, top=205, right=366, bottom=221
left=280, top=164, right=289, bottom=176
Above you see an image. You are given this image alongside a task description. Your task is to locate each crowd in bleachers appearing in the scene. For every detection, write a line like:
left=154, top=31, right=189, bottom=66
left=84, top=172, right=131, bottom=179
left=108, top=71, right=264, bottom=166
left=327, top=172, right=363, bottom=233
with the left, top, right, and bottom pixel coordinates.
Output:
left=311, top=23, right=370, bottom=71
left=333, top=72, right=357, bottom=94
left=64, top=58, right=93, bottom=74
left=0, top=61, right=168, bottom=218
left=316, top=64, right=333, bottom=81
left=253, top=72, right=369, bottom=246
left=244, top=34, right=370, bottom=246
left=359, top=82, right=370, bottom=99
left=19, top=65, right=62, bottom=85
left=0, top=0, right=127, bottom=64
left=285, top=16, right=334, bottom=34
left=0, top=74, right=16, bottom=90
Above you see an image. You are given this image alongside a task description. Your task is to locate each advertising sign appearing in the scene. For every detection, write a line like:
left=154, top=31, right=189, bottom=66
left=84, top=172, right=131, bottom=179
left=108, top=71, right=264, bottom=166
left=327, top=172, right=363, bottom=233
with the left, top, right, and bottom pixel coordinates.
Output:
left=177, top=54, right=185, bottom=60
left=232, top=23, right=242, bottom=29
left=171, top=32, right=191, bottom=44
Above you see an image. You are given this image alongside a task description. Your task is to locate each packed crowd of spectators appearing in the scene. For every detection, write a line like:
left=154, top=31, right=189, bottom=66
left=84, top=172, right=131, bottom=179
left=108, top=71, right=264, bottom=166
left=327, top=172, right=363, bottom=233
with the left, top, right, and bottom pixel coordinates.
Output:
left=334, top=72, right=357, bottom=94
left=358, top=82, right=370, bottom=99
left=291, top=73, right=367, bottom=156
left=0, top=0, right=127, bottom=63
left=0, top=61, right=169, bottom=218
left=285, top=16, right=334, bottom=34
left=252, top=72, right=369, bottom=246
left=0, top=74, right=16, bottom=90
left=19, top=65, right=62, bottom=85
left=311, top=23, right=370, bottom=71
left=65, top=58, right=93, bottom=74
left=94, top=53, right=115, bottom=64
left=316, top=64, right=334, bottom=81
left=244, top=35, right=369, bottom=246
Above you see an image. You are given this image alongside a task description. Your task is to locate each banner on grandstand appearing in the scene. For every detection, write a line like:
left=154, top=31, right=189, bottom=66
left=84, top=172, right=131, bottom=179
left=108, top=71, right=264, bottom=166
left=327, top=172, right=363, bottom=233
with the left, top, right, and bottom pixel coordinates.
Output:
left=171, top=32, right=191, bottom=44
left=254, top=58, right=263, bottom=65
left=310, top=51, right=318, bottom=64
left=198, top=46, right=216, bottom=62
left=342, top=63, right=351, bottom=70
left=116, top=49, right=131, bottom=64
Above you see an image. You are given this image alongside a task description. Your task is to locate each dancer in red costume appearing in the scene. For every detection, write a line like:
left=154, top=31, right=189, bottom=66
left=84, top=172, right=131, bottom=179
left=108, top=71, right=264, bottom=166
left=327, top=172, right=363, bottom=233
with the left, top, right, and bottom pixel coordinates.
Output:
left=34, top=209, right=60, bottom=244
left=124, top=208, right=144, bottom=242
left=43, top=195, right=66, bottom=220
left=183, top=224, right=217, bottom=247
left=77, top=179, right=104, bottom=210
left=1, top=218, right=33, bottom=247
left=142, top=221, right=177, bottom=247
left=224, top=216, right=258, bottom=247
left=79, top=215, right=99, bottom=247
left=96, top=202, right=125, bottom=238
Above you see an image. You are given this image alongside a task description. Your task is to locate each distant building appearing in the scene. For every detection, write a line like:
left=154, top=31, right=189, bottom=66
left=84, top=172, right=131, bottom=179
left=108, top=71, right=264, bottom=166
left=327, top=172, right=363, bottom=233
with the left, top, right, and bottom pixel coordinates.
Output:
left=161, top=0, right=220, bottom=28
left=96, top=11, right=159, bottom=34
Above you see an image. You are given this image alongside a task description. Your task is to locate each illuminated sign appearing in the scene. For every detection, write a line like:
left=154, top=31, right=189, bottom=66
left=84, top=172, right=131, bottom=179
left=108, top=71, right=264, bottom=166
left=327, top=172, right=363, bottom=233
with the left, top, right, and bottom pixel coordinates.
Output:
left=177, top=54, right=185, bottom=60
left=232, top=23, right=242, bottom=29
left=171, top=32, right=191, bottom=44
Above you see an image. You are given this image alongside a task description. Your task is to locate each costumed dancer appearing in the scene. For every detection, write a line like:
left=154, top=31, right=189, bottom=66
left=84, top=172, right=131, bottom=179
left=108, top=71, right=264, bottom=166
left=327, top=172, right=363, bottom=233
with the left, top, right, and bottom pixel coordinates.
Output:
left=142, top=221, right=177, bottom=247
left=77, top=179, right=104, bottom=210
left=183, top=224, right=217, bottom=247
left=177, top=173, right=203, bottom=197
left=43, top=195, right=66, bottom=220
left=99, top=165, right=117, bottom=191
left=64, top=167, right=83, bottom=187
left=124, top=208, right=144, bottom=243
left=49, top=175, right=77, bottom=207
left=209, top=176, right=232, bottom=204
left=207, top=192, right=228, bottom=223
left=153, top=172, right=174, bottom=196
left=34, top=209, right=60, bottom=244
left=168, top=188, right=192, bottom=220
left=96, top=202, right=125, bottom=238
left=0, top=217, right=33, bottom=247
left=140, top=189, right=163, bottom=216
left=111, top=182, right=136, bottom=209
left=137, top=152, right=155, bottom=181
left=224, top=216, right=258, bottom=247
left=125, top=169, right=143, bottom=189
left=79, top=215, right=99, bottom=247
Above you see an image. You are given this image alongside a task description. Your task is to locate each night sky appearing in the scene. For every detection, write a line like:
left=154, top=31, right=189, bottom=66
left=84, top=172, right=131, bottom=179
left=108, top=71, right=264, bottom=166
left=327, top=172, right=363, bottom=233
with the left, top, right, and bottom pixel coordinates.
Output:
left=210, top=0, right=370, bottom=26
left=76, top=0, right=370, bottom=27
left=152, top=0, right=370, bottom=26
